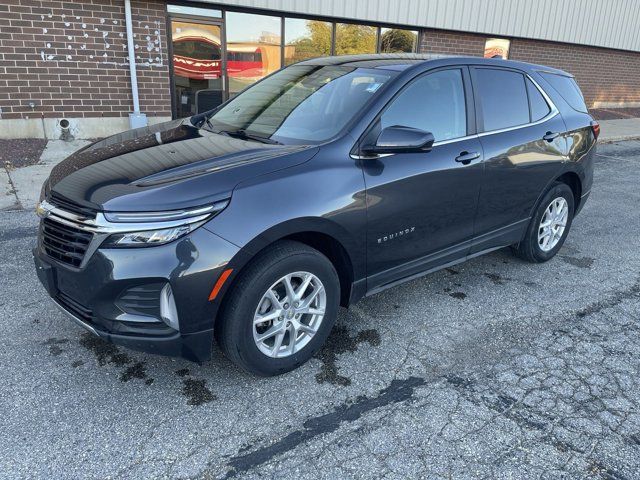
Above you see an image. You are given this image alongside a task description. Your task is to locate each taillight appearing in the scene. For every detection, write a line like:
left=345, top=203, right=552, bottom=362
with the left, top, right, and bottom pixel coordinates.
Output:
left=590, top=120, right=600, bottom=140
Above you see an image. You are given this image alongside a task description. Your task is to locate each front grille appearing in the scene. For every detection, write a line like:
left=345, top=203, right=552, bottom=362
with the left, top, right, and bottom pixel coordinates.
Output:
left=41, top=217, right=93, bottom=267
left=49, top=192, right=96, bottom=218
left=57, top=292, right=93, bottom=323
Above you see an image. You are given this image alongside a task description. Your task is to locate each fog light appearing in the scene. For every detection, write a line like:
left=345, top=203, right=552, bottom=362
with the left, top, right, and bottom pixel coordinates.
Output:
left=160, top=283, right=179, bottom=331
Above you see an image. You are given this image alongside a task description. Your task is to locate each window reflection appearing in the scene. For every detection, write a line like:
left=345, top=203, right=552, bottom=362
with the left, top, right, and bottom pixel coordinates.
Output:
left=284, top=18, right=332, bottom=65
left=484, top=38, right=510, bottom=59
left=380, top=28, right=417, bottom=53
left=225, top=12, right=282, bottom=94
left=209, top=66, right=394, bottom=143
left=380, top=69, right=466, bottom=141
left=171, top=21, right=223, bottom=118
left=335, top=23, right=377, bottom=55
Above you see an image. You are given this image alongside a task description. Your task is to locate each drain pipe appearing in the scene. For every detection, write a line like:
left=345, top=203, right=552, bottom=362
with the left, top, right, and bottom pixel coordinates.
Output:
left=124, top=0, right=147, bottom=129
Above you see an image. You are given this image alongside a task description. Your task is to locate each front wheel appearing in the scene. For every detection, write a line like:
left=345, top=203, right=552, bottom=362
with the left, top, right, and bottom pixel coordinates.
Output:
left=513, top=182, right=575, bottom=263
left=216, top=240, right=340, bottom=376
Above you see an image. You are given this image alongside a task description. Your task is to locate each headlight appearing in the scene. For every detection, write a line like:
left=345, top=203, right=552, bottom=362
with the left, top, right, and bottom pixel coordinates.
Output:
left=102, top=224, right=196, bottom=247
left=101, top=200, right=228, bottom=248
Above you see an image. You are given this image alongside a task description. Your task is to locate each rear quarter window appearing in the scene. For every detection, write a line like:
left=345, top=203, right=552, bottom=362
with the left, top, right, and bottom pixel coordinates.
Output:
left=526, top=78, right=551, bottom=122
left=539, top=72, right=588, bottom=113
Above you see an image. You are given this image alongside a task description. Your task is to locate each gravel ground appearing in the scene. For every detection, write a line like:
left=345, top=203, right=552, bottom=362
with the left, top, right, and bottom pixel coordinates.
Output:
left=1, top=141, right=639, bottom=479
left=0, top=139, right=48, bottom=169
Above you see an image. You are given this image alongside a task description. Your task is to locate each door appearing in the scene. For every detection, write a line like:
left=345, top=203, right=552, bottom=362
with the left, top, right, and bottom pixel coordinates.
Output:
left=170, top=19, right=225, bottom=117
left=469, top=67, right=568, bottom=253
left=362, top=68, right=484, bottom=290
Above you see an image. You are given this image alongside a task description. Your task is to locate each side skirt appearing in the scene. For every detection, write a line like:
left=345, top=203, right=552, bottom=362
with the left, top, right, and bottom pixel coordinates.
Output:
left=363, top=218, right=529, bottom=298
left=365, top=245, right=506, bottom=297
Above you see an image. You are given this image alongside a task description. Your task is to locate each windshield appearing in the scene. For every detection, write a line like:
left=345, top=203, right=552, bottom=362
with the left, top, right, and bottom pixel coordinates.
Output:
left=206, top=65, right=396, bottom=144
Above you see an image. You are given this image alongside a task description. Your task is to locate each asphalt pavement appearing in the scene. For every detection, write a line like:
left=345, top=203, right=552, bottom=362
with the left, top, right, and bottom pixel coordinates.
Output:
left=1, top=141, right=640, bottom=479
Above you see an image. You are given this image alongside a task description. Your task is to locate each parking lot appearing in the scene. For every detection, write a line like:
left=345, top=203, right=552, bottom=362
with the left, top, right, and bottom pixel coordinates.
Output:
left=1, top=140, right=639, bottom=479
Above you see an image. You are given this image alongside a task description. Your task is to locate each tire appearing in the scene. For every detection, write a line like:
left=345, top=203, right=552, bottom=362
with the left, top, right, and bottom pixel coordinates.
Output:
left=216, top=240, right=340, bottom=376
left=512, top=182, right=575, bottom=263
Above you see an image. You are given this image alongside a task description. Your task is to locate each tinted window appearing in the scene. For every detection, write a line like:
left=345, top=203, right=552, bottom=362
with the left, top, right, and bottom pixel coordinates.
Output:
left=209, top=65, right=394, bottom=144
left=527, top=78, right=551, bottom=121
left=475, top=69, right=529, bottom=131
left=540, top=72, right=588, bottom=113
left=380, top=69, right=466, bottom=142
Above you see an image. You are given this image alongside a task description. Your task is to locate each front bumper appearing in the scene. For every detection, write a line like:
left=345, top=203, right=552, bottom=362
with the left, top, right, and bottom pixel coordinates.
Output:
left=34, top=226, right=240, bottom=362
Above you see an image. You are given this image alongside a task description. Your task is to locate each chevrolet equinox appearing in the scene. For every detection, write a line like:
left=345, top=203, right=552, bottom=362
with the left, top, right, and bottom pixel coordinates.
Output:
left=34, top=55, right=598, bottom=375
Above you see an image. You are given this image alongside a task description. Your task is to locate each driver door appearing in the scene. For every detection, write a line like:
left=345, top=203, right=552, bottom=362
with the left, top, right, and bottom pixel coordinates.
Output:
left=361, top=67, right=484, bottom=291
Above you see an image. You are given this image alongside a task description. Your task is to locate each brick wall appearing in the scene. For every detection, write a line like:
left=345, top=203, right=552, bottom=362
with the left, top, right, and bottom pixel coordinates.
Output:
left=0, top=0, right=171, bottom=120
left=509, top=38, right=640, bottom=108
left=419, top=29, right=640, bottom=108
left=420, top=29, right=485, bottom=57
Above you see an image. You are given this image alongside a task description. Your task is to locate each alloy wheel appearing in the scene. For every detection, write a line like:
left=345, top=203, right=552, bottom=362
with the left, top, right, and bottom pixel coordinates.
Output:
left=252, top=271, right=326, bottom=358
left=538, top=196, right=568, bottom=252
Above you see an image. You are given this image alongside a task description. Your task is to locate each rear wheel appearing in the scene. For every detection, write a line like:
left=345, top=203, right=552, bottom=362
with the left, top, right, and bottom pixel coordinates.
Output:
left=513, top=182, right=575, bottom=263
left=216, top=240, right=340, bottom=376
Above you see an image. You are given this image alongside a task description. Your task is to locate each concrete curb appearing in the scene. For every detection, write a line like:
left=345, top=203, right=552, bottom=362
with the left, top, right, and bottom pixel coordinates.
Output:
left=599, top=135, right=640, bottom=144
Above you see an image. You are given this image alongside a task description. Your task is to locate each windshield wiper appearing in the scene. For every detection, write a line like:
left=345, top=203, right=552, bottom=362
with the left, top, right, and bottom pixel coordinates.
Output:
left=216, top=129, right=282, bottom=145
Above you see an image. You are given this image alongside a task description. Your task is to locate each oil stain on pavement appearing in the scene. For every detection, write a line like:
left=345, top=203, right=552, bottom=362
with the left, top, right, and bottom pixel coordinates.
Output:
left=79, top=332, right=155, bottom=386
left=120, top=362, right=154, bottom=385
left=221, top=376, right=426, bottom=479
left=42, top=337, right=69, bottom=356
left=79, top=332, right=132, bottom=367
left=561, top=255, right=595, bottom=268
left=314, top=324, right=381, bottom=386
left=181, top=378, right=215, bottom=406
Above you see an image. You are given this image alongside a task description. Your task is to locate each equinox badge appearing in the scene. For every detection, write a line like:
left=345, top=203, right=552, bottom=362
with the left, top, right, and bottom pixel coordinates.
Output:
left=378, top=227, right=416, bottom=244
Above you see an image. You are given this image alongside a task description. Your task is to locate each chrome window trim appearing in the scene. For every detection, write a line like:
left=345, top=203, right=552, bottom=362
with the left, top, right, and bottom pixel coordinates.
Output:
left=432, top=134, right=478, bottom=147
left=351, top=72, right=558, bottom=160
left=349, top=134, right=477, bottom=159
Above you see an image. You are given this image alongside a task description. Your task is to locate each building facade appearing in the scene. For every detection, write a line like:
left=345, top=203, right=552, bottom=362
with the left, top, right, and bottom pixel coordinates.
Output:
left=1, top=0, right=639, bottom=139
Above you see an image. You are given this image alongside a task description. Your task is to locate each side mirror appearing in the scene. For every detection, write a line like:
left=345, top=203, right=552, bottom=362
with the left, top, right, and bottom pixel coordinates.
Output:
left=362, top=126, right=435, bottom=155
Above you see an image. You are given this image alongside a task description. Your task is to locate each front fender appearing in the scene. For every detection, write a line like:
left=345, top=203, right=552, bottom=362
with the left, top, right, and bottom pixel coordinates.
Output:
left=203, top=153, right=367, bottom=283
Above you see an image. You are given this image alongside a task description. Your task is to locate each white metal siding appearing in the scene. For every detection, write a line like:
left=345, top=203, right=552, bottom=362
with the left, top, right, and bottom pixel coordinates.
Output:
left=192, top=0, right=640, bottom=53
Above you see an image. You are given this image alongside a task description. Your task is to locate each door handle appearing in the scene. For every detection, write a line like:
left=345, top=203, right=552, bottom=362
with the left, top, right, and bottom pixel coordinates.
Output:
left=455, top=151, right=480, bottom=165
left=543, top=131, right=560, bottom=142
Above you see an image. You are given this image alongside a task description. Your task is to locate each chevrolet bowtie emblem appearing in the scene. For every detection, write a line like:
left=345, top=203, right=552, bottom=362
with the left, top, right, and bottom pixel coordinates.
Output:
left=35, top=200, right=54, bottom=219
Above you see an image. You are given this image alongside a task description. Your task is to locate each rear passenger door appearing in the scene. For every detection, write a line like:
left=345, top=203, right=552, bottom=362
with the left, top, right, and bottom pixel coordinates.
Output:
left=470, top=67, right=568, bottom=253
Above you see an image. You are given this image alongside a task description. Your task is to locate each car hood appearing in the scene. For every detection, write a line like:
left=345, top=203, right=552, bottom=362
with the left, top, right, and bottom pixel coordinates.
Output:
left=46, top=119, right=318, bottom=212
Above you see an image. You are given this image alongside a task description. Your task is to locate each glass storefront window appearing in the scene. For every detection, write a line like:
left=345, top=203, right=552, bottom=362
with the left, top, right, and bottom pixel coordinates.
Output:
left=168, top=5, right=428, bottom=118
left=284, top=18, right=332, bottom=65
left=167, top=5, right=221, bottom=18
left=380, top=28, right=417, bottom=53
left=335, top=23, right=377, bottom=55
left=225, top=12, right=282, bottom=95
left=171, top=20, right=223, bottom=118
